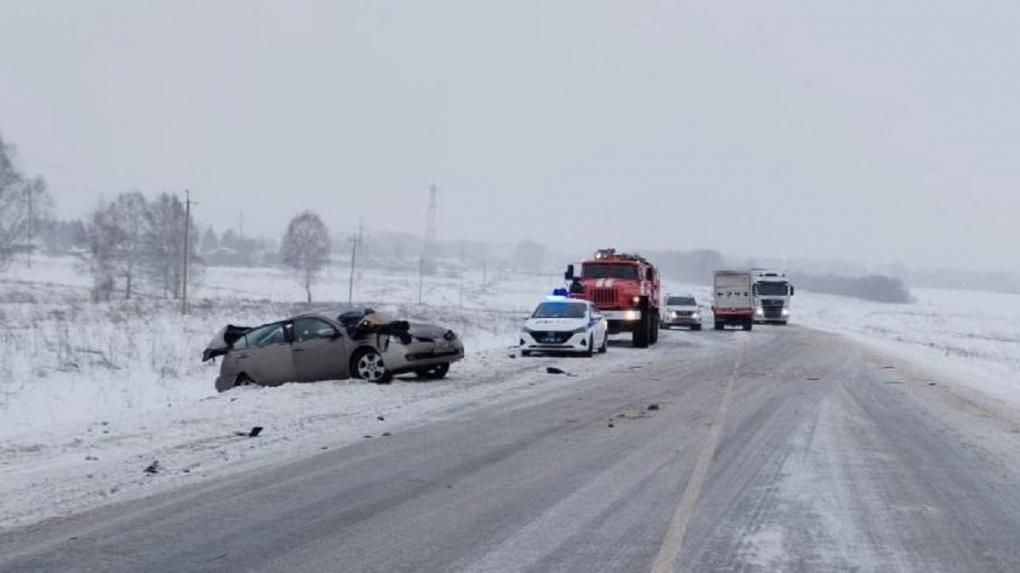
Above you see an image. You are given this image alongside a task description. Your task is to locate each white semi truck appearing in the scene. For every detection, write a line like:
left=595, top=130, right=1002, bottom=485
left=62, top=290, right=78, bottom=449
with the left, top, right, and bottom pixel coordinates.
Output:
left=751, top=269, right=794, bottom=325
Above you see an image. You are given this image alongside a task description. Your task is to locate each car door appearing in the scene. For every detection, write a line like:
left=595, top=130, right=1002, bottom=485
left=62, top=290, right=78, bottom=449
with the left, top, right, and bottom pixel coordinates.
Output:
left=592, top=309, right=607, bottom=344
left=239, top=322, right=296, bottom=385
left=291, top=317, right=350, bottom=382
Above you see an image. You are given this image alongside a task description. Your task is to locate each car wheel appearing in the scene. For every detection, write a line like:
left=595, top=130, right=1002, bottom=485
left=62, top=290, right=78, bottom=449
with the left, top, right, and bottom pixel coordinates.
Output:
left=416, top=362, right=450, bottom=380
left=521, top=350, right=533, bottom=357
left=353, top=349, right=391, bottom=384
left=691, top=324, right=702, bottom=331
left=236, top=373, right=254, bottom=387
left=598, top=333, right=608, bottom=353
left=586, top=336, right=594, bottom=357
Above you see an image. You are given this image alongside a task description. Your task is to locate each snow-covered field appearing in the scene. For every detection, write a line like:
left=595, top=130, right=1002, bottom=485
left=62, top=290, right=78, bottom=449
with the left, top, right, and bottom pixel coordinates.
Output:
left=795, top=288, right=1020, bottom=410
left=2, top=257, right=1019, bottom=530
left=0, top=256, right=607, bottom=528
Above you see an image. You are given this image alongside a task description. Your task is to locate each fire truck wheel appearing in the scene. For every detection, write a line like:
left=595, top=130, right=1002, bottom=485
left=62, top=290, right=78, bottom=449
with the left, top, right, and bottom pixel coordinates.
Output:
left=633, top=316, right=650, bottom=348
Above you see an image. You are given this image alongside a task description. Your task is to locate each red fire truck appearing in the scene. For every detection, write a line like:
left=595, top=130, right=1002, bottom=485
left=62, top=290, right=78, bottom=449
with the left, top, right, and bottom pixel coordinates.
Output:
left=565, top=249, right=661, bottom=348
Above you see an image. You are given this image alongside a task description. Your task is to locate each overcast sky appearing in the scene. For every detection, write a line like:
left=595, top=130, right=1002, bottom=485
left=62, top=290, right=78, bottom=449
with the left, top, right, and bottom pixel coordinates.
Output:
left=1, top=0, right=1018, bottom=271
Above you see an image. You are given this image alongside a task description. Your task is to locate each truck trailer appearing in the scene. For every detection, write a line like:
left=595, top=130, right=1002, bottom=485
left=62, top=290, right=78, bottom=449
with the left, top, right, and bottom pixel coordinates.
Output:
left=713, top=270, right=754, bottom=331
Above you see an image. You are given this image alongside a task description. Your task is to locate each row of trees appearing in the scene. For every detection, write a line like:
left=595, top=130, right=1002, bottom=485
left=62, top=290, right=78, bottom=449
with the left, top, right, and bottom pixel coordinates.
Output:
left=88, top=192, right=199, bottom=301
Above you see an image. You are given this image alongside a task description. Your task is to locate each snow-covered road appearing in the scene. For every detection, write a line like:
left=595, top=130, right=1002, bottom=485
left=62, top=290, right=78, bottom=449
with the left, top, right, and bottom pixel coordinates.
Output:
left=4, top=326, right=1020, bottom=572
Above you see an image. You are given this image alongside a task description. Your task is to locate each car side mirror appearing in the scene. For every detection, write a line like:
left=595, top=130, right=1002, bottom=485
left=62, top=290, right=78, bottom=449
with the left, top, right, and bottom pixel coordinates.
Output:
left=645, top=268, right=653, bottom=281
left=564, top=264, right=575, bottom=281
left=790, top=286, right=795, bottom=296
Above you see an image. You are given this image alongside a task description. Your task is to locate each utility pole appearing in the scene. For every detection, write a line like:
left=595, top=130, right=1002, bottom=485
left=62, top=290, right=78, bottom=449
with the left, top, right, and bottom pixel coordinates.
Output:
left=181, top=190, right=193, bottom=315
left=348, top=219, right=364, bottom=307
left=417, top=255, right=424, bottom=305
left=24, top=184, right=32, bottom=268
left=418, top=184, right=437, bottom=304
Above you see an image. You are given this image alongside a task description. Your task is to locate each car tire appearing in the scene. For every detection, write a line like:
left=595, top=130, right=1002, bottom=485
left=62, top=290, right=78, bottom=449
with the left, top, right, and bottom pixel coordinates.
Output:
left=416, top=362, right=450, bottom=380
left=598, top=334, right=608, bottom=353
left=743, top=320, right=753, bottom=332
left=691, top=324, right=702, bottom=331
left=521, top=350, right=533, bottom=357
left=586, top=336, right=594, bottom=357
left=352, top=349, right=391, bottom=384
left=234, top=373, right=254, bottom=388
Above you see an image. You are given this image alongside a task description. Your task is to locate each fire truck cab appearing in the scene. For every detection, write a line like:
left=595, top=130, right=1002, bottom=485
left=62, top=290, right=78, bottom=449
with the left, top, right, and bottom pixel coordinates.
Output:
left=564, top=249, right=661, bottom=348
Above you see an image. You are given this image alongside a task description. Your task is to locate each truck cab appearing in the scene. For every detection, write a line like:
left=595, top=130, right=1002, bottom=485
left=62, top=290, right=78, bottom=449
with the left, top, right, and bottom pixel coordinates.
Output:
left=751, top=269, right=794, bottom=325
left=565, top=249, right=661, bottom=348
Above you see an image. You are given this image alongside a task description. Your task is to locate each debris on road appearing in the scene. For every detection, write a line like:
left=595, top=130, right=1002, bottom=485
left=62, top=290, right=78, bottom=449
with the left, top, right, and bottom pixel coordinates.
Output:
left=545, top=367, right=577, bottom=377
left=648, top=403, right=660, bottom=411
left=143, top=461, right=160, bottom=475
left=235, top=426, right=263, bottom=438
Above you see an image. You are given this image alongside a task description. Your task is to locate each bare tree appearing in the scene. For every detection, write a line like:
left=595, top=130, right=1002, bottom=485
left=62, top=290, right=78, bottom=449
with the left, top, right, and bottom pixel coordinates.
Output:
left=86, top=200, right=119, bottom=301
left=280, top=211, right=331, bottom=303
left=0, top=134, right=54, bottom=271
left=144, top=193, right=192, bottom=298
left=0, top=135, right=26, bottom=269
left=103, top=192, right=149, bottom=298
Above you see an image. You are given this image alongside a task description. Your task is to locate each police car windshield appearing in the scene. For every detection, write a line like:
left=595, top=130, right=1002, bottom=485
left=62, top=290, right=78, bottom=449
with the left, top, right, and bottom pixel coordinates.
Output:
left=582, top=264, right=638, bottom=279
left=532, top=302, right=587, bottom=319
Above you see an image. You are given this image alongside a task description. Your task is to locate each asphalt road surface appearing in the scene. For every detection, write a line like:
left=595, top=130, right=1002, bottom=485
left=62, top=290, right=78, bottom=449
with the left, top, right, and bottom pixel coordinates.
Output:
left=3, top=326, right=1020, bottom=572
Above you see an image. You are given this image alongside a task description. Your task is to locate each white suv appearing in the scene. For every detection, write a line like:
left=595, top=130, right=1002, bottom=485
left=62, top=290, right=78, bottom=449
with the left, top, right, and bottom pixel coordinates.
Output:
left=661, top=294, right=703, bottom=331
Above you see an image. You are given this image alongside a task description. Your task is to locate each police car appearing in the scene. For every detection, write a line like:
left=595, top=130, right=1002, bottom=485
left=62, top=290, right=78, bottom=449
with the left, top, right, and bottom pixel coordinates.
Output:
left=520, top=290, right=609, bottom=357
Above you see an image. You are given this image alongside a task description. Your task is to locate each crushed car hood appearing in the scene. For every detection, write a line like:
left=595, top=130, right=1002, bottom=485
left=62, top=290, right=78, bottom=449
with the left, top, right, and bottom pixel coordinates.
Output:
left=406, top=322, right=456, bottom=342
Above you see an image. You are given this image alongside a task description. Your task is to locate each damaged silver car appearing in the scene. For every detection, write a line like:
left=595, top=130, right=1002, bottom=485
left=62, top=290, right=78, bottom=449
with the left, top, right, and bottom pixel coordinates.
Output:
left=202, top=308, right=465, bottom=391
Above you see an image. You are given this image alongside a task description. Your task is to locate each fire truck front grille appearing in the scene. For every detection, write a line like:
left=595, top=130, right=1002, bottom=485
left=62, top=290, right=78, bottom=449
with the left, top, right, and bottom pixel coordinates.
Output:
left=591, top=288, right=616, bottom=306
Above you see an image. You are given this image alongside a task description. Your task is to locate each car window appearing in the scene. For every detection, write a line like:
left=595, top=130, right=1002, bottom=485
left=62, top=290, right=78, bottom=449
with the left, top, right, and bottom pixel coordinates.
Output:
left=294, top=317, right=338, bottom=342
left=247, top=323, right=287, bottom=348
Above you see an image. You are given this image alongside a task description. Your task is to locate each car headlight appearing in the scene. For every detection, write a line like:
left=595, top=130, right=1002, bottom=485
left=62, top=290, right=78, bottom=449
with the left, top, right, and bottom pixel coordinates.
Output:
left=570, top=325, right=587, bottom=334
left=691, top=312, right=700, bottom=319
left=781, top=309, right=790, bottom=316
left=755, top=308, right=764, bottom=316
